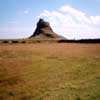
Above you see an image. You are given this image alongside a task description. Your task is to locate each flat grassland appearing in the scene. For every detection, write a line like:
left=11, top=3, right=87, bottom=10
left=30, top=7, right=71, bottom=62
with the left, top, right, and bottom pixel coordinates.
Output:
left=0, top=43, right=100, bottom=100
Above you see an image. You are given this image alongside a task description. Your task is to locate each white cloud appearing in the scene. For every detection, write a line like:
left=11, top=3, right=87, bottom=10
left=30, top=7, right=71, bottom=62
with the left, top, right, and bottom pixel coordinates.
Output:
left=24, top=10, right=29, bottom=14
left=60, top=5, right=85, bottom=17
left=0, top=27, right=33, bottom=39
left=90, top=16, right=100, bottom=25
left=38, top=5, right=100, bottom=39
left=8, top=21, right=18, bottom=24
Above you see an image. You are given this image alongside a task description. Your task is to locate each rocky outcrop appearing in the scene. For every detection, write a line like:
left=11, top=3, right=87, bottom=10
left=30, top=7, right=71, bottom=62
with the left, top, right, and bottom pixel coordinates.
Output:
left=30, top=19, right=65, bottom=41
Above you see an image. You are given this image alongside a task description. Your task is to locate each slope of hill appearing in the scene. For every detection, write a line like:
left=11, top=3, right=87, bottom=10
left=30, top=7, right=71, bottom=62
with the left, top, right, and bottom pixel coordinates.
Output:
left=29, top=19, right=65, bottom=42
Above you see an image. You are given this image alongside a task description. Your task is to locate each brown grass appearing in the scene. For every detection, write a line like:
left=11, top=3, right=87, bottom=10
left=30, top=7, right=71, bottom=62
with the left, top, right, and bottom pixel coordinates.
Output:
left=0, top=43, right=100, bottom=100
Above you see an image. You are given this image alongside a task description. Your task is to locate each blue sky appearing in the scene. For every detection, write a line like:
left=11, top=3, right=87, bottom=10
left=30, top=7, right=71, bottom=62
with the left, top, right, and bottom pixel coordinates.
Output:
left=0, top=0, right=100, bottom=39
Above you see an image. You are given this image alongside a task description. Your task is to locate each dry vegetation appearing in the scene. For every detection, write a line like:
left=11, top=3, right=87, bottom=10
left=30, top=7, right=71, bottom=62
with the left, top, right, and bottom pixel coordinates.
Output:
left=0, top=43, right=100, bottom=100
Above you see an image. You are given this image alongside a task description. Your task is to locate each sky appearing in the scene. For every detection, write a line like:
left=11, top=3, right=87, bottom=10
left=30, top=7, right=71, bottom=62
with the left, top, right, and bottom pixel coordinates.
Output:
left=0, top=0, right=100, bottom=39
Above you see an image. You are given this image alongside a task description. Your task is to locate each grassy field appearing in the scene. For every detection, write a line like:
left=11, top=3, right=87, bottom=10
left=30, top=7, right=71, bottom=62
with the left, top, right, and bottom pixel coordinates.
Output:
left=0, top=43, right=100, bottom=100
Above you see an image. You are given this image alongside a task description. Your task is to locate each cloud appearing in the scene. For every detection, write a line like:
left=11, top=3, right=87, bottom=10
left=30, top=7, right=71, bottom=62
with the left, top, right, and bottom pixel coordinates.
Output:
left=38, top=5, right=100, bottom=39
left=0, top=27, right=32, bottom=39
left=90, top=16, right=100, bottom=25
left=24, top=10, right=29, bottom=14
left=60, top=5, right=85, bottom=17
left=8, top=21, right=18, bottom=24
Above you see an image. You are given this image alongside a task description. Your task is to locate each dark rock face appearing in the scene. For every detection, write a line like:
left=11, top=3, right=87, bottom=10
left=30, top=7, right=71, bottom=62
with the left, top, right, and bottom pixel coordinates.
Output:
left=30, top=18, right=65, bottom=40
left=31, top=19, right=53, bottom=37
left=36, top=19, right=52, bottom=35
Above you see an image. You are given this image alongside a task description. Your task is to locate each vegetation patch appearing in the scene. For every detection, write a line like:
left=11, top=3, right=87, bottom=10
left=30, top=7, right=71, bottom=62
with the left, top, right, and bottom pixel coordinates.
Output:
left=0, top=43, right=100, bottom=100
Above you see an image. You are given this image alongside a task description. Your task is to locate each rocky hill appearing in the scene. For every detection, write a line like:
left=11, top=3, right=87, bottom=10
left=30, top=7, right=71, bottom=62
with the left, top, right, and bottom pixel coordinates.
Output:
left=29, top=19, right=65, bottom=42
left=1, top=18, right=100, bottom=44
